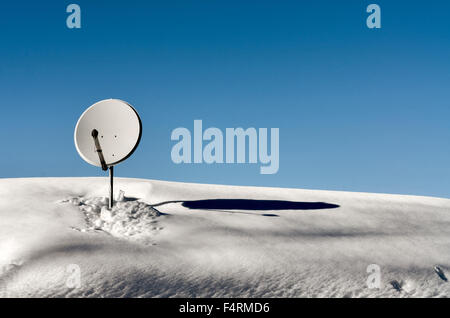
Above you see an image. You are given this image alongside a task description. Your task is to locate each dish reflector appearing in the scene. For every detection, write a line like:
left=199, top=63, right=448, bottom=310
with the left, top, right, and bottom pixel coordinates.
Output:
left=74, top=99, right=142, bottom=168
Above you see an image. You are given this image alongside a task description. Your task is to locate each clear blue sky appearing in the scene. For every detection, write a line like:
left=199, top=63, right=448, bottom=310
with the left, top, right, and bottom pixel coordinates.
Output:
left=1, top=1, right=450, bottom=197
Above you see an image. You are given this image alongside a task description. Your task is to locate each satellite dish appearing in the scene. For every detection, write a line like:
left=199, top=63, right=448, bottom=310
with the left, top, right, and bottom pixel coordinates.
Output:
left=74, top=99, right=142, bottom=208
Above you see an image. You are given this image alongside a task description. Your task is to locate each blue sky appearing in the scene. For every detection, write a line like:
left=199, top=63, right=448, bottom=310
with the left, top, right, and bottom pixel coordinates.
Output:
left=1, top=1, right=450, bottom=197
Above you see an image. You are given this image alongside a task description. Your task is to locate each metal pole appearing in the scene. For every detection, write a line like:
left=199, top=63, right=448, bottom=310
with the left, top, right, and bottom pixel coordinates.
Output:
left=109, top=165, right=114, bottom=209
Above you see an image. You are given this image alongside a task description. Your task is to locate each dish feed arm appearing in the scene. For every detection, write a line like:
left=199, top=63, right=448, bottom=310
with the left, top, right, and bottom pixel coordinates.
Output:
left=91, top=129, right=108, bottom=171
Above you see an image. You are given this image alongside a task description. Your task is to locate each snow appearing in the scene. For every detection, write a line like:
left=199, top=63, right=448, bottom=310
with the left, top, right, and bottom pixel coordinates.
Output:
left=62, top=194, right=160, bottom=244
left=0, top=177, right=450, bottom=297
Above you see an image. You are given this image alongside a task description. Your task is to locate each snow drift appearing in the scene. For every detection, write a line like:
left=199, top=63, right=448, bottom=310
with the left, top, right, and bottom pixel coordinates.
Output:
left=0, top=177, right=449, bottom=297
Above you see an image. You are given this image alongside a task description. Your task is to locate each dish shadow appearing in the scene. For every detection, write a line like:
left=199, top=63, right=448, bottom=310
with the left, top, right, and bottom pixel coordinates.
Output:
left=181, top=199, right=339, bottom=211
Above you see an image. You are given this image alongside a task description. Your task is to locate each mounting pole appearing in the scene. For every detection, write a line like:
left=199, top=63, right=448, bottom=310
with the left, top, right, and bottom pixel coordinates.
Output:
left=109, top=165, right=114, bottom=209
left=91, top=129, right=113, bottom=209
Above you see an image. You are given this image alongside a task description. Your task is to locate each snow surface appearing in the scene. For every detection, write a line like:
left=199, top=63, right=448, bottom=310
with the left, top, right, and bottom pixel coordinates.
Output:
left=1, top=177, right=450, bottom=297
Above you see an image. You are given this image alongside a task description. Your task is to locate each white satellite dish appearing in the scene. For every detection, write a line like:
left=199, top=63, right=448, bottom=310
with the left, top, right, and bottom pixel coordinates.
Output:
left=74, top=99, right=142, bottom=208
